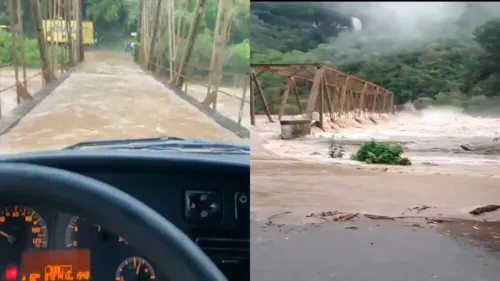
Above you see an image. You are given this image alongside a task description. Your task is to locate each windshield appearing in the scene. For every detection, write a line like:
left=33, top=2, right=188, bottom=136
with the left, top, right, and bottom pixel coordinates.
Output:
left=0, top=1, right=249, bottom=155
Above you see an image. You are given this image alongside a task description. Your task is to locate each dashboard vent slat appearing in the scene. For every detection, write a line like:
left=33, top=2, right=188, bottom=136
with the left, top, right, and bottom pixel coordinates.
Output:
left=195, top=238, right=250, bottom=260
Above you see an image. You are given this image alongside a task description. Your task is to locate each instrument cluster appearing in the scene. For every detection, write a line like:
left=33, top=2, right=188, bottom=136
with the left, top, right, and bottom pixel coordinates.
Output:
left=0, top=205, right=159, bottom=281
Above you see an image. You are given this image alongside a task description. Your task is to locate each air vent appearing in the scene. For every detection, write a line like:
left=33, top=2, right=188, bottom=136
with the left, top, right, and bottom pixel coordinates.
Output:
left=195, top=237, right=250, bottom=260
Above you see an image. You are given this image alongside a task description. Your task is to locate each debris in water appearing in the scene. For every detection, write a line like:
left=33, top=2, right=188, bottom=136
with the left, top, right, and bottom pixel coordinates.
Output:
left=408, top=205, right=434, bottom=214
left=306, top=210, right=341, bottom=218
left=460, top=145, right=473, bottom=151
left=267, top=211, right=292, bottom=225
left=424, top=217, right=452, bottom=223
left=345, top=226, right=358, bottom=230
left=364, top=214, right=395, bottom=220
left=334, top=213, right=358, bottom=222
left=469, top=205, right=500, bottom=215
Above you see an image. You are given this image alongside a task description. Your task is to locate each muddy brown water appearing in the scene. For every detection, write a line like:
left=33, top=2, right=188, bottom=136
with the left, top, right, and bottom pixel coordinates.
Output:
left=0, top=52, right=244, bottom=154
left=251, top=158, right=500, bottom=222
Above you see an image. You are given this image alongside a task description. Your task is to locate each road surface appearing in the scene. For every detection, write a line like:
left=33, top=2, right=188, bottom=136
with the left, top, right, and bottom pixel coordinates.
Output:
left=252, top=220, right=500, bottom=281
left=0, top=52, right=244, bottom=154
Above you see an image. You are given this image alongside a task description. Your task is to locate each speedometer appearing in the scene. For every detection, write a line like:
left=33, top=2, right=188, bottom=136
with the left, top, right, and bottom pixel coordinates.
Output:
left=0, top=206, right=48, bottom=249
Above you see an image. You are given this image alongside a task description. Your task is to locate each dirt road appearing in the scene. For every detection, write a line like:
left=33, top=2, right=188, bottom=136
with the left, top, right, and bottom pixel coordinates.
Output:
left=0, top=52, right=244, bottom=154
left=252, top=219, right=500, bottom=281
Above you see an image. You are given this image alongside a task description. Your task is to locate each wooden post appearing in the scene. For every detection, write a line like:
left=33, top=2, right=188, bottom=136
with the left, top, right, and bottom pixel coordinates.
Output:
left=305, top=66, right=323, bottom=120
left=65, top=0, right=75, bottom=66
left=322, top=74, right=334, bottom=121
left=16, top=0, right=27, bottom=91
left=211, top=1, right=233, bottom=111
left=251, top=71, right=273, bottom=123
left=147, top=0, right=163, bottom=70
left=358, top=83, right=367, bottom=116
left=205, top=0, right=224, bottom=103
left=8, top=0, right=20, bottom=104
left=169, top=0, right=176, bottom=71
left=319, top=74, right=324, bottom=129
left=371, top=88, right=379, bottom=113
left=291, top=79, right=303, bottom=114
left=250, top=73, right=255, bottom=125
left=278, top=77, right=292, bottom=120
left=166, top=0, right=174, bottom=79
left=175, top=0, right=206, bottom=88
left=237, top=78, right=248, bottom=125
left=136, top=0, right=143, bottom=63
left=339, top=77, right=350, bottom=116
left=31, top=0, right=56, bottom=83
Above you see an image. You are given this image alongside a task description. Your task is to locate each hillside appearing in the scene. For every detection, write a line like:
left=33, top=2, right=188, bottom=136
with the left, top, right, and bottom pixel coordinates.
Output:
left=250, top=2, right=500, bottom=113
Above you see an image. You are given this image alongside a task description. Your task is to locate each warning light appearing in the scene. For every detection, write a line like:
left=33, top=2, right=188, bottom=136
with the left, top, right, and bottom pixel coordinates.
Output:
left=4, top=266, right=18, bottom=281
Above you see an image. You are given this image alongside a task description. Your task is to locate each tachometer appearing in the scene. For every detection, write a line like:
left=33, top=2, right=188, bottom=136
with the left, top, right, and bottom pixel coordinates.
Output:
left=65, top=216, right=128, bottom=248
left=115, top=257, right=156, bottom=281
left=0, top=205, right=48, bottom=249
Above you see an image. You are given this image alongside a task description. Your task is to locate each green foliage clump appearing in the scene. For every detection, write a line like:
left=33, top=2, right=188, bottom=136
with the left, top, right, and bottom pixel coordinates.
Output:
left=351, top=141, right=411, bottom=166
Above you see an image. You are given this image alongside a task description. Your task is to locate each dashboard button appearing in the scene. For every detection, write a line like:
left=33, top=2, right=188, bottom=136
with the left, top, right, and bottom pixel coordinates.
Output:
left=185, top=190, right=222, bottom=222
left=234, top=192, right=249, bottom=221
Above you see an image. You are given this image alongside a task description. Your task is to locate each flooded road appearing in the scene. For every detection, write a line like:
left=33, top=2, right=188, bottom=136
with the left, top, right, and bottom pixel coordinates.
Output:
left=252, top=220, right=500, bottom=281
left=0, top=52, right=244, bottom=154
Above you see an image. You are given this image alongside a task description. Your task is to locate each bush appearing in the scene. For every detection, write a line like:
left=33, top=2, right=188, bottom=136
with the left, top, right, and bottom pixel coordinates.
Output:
left=0, top=33, right=66, bottom=68
left=351, top=141, right=412, bottom=166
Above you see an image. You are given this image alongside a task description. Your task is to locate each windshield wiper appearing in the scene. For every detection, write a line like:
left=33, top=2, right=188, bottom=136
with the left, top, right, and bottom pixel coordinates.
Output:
left=64, top=137, right=249, bottom=154
left=65, top=137, right=185, bottom=150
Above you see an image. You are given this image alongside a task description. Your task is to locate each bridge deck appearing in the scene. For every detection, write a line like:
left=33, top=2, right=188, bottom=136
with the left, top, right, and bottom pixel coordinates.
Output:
left=0, top=52, right=243, bottom=154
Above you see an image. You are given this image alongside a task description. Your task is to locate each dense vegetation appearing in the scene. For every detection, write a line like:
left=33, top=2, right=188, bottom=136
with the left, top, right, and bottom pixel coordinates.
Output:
left=250, top=2, right=500, bottom=114
left=351, top=141, right=411, bottom=166
left=0, top=0, right=249, bottom=75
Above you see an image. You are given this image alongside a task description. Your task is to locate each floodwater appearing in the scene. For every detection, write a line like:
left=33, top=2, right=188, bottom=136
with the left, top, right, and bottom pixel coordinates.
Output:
left=186, top=84, right=250, bottom=129
left=0, top=52, right=244, bottom=154
left=0, top=68, right=44, bottom=117
left=251, top=158, right=500, bottom=222
left=253, top=107, right=500, bottom=176
left=251, top=107, right=500, bottom=220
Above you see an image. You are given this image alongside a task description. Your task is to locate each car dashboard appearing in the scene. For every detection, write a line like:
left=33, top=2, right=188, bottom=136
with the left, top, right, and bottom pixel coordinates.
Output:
left=0, top=150, right=250, bottom=281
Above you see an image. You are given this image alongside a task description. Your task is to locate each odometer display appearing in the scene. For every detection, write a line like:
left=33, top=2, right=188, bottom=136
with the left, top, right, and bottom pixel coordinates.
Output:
left=0, top=205, right=48, bottom=249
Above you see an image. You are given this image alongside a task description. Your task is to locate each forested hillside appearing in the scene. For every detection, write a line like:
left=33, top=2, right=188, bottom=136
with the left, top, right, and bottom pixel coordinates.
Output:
left=250, top=2, right=500, bottom=113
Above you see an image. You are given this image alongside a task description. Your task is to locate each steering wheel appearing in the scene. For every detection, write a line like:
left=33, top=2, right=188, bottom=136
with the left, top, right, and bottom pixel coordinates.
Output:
left=0, top=163, right=228, bottom=281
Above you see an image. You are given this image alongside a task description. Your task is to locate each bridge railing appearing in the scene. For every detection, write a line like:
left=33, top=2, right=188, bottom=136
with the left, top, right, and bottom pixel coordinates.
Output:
left=0, top=58, right=70, bottom=120
left=0, top=0, right=83, bottom=120
left=148, top=61, right=250, bottom=129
